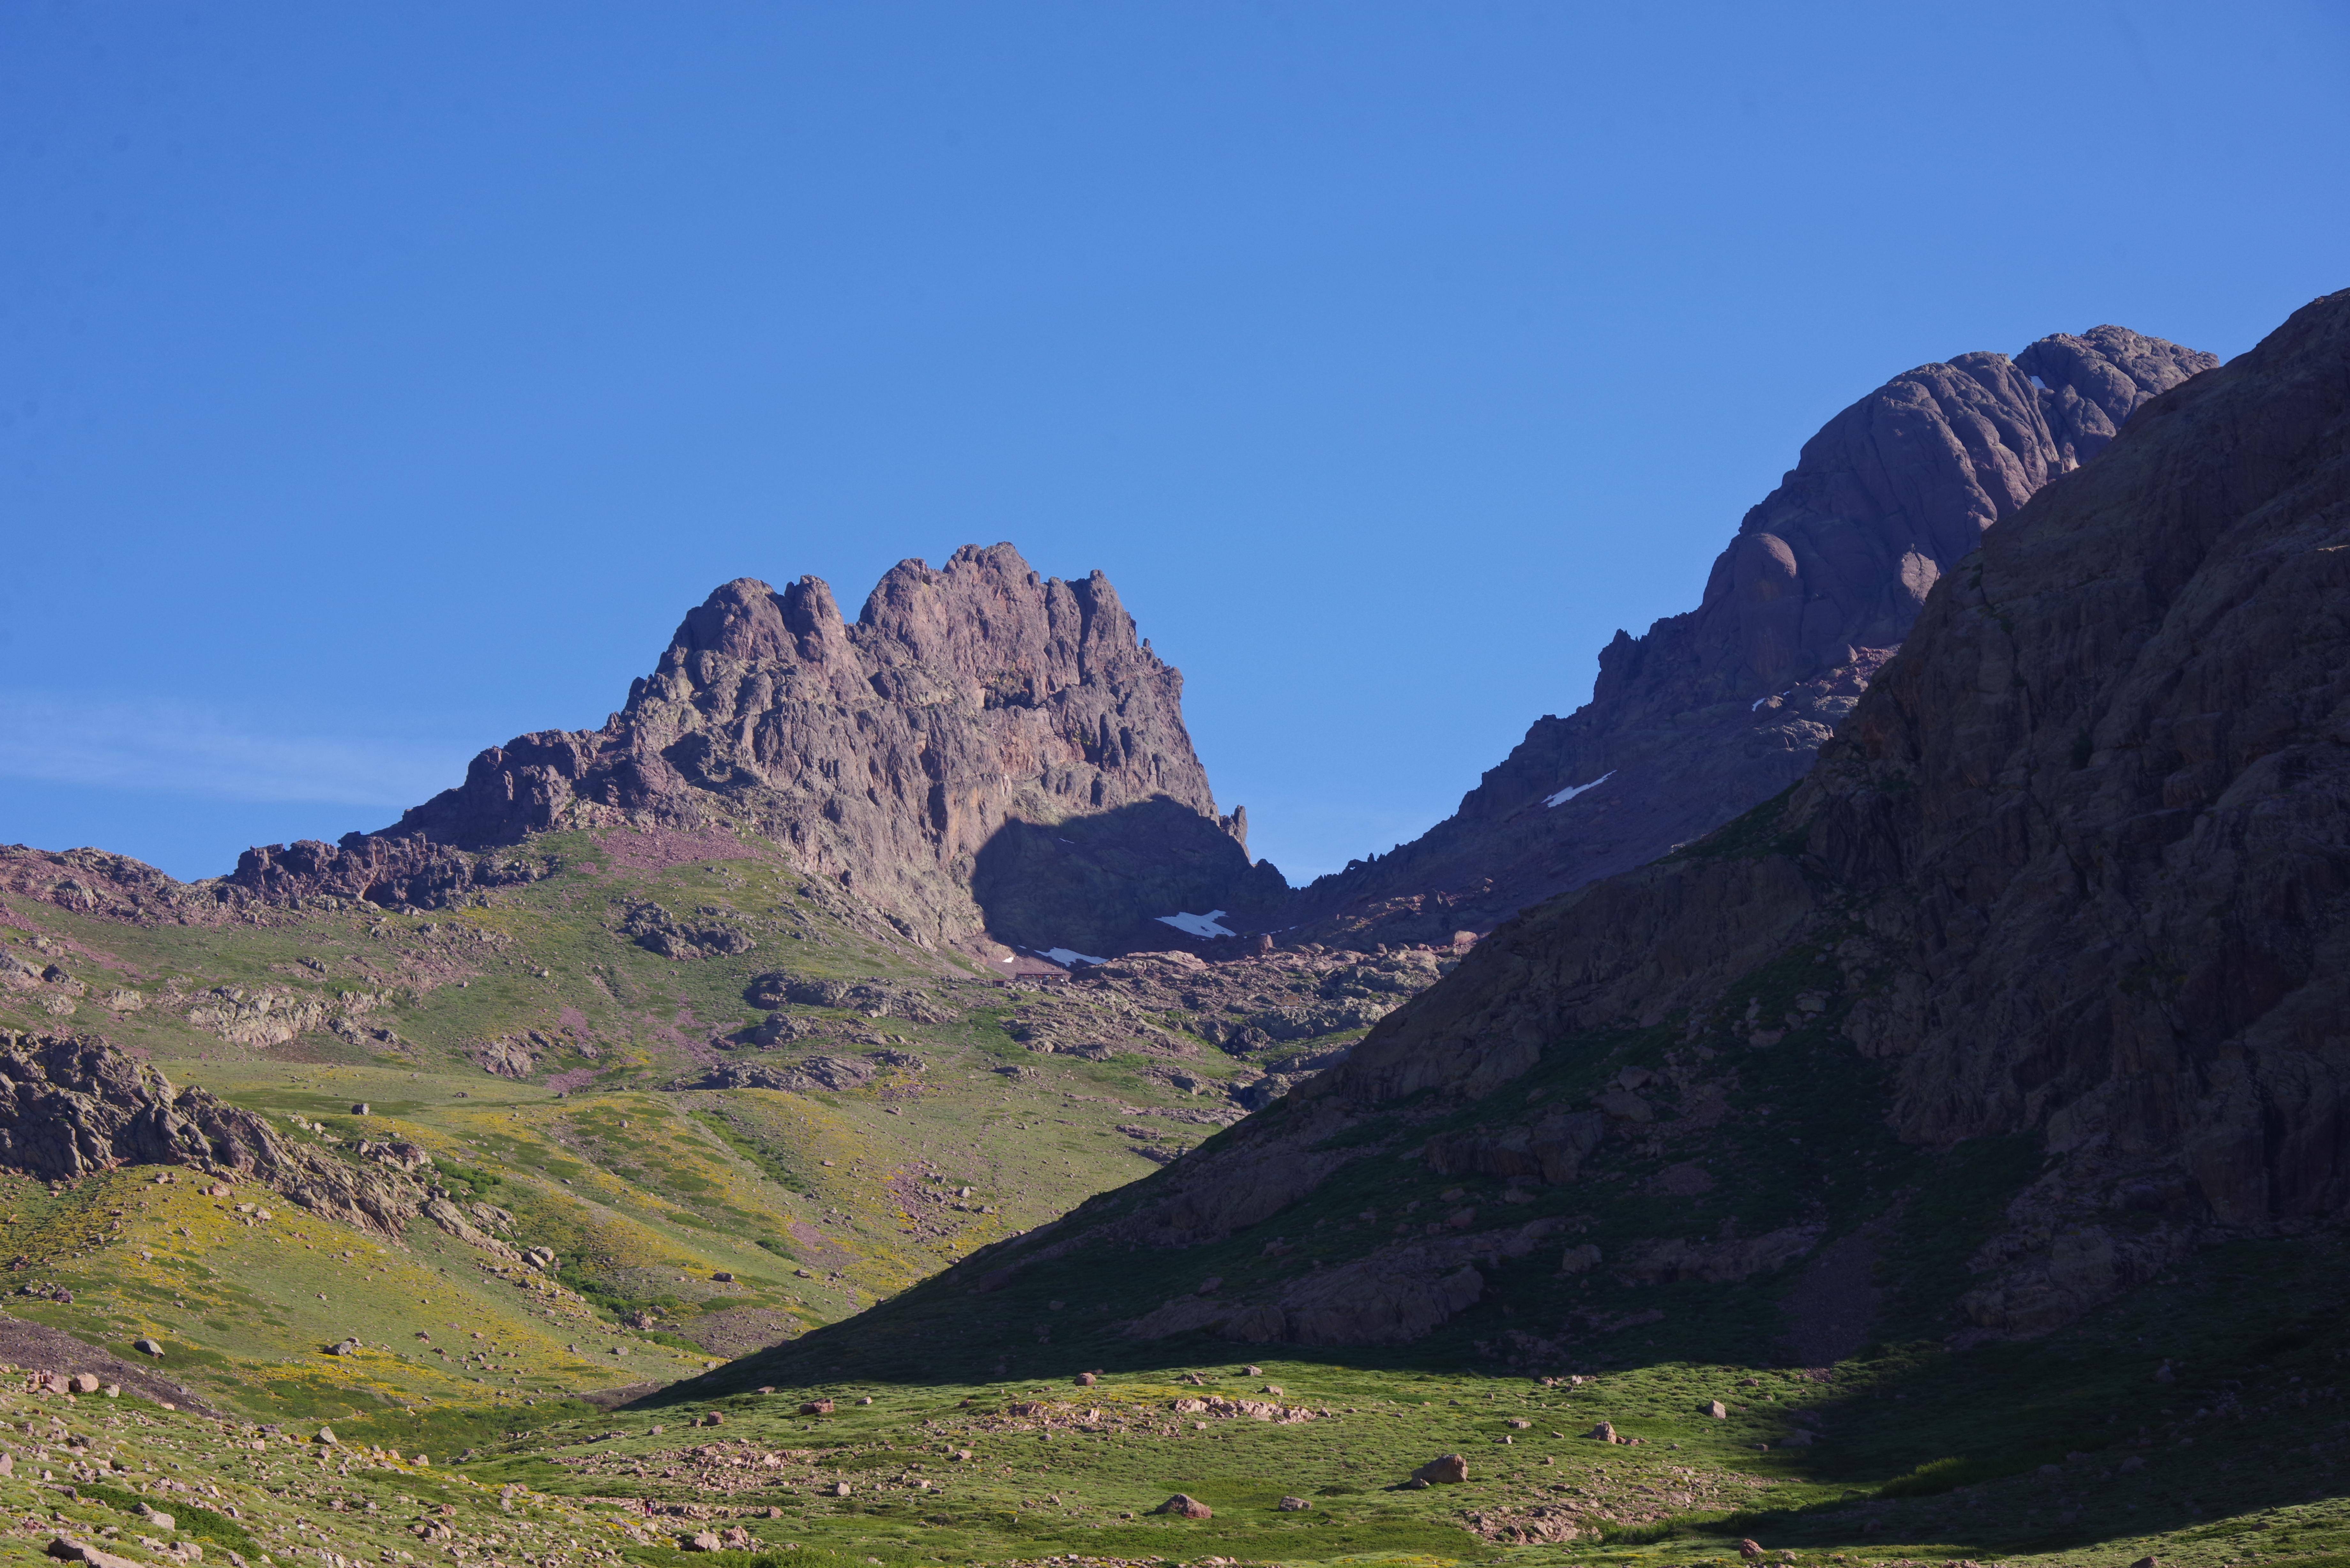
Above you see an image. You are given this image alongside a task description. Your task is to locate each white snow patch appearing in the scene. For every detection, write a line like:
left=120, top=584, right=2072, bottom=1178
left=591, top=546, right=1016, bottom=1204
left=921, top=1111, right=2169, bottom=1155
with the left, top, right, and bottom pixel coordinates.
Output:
left=1155, top=910, right=1236, bottom=939
left=1752, top=696, right=1769, bottom=711
left=1040, top=947, right=1108, bottom=967
left=1543, top=772, right=1615, bottom=808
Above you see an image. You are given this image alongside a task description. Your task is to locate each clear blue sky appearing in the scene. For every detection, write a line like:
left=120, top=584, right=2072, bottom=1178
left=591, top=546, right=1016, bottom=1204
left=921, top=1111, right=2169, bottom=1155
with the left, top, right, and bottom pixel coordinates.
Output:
left=4, top=3, right=2346, bottom=884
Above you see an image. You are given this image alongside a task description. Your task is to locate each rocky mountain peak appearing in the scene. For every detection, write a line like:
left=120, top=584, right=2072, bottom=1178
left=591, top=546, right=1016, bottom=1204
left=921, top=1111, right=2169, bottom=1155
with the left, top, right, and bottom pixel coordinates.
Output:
left=231, top=543, right=1277, bottom=955
left=1291, top=323, right=2218, bottom=946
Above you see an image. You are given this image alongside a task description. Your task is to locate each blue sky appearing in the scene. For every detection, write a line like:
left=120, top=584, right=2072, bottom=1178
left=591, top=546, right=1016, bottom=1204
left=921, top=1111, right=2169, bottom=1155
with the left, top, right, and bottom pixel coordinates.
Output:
left=4, top=2, right=2346, bottom=883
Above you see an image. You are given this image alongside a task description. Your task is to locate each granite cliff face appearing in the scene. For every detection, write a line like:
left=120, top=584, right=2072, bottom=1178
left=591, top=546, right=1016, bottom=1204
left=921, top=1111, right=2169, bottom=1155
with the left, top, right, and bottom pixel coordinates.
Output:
left=231, top=544, right=1281, bottom=956
left=733, top=292, right=2345, bottom=1376
left=1294, top=326, right=2218, bottom=945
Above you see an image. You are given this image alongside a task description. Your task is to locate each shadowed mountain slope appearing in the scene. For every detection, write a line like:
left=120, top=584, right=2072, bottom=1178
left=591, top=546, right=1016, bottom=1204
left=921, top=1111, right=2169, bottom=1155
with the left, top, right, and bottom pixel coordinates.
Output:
left=1293, top=325, right=2218, bottom=946
left=708, top=290, right=2347, bottom=1389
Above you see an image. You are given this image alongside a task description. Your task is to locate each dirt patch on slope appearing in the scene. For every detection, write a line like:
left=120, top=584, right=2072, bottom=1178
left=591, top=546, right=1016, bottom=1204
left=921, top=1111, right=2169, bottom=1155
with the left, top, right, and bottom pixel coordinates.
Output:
left=0, top=1312, right=221, bottom=1414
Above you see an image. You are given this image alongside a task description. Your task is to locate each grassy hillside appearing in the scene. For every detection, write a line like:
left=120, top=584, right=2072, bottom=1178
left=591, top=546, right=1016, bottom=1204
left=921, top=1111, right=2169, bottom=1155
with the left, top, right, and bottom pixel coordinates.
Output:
left=0, top=825, right=1390, bottom=1426
left=8, top=1237, right=2350, bottom=1568
left=4, top=830, right=2348, bottom=1568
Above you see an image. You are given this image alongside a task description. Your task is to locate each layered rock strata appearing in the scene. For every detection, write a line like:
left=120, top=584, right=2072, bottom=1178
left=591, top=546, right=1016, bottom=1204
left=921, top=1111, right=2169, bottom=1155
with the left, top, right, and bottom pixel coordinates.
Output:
left=1294, top=325, right=2218, bottom=944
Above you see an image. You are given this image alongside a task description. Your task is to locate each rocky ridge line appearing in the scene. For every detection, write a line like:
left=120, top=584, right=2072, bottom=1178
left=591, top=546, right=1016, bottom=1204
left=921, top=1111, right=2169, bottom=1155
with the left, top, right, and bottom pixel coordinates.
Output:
left=1292, top=325, right=2218, bottom=946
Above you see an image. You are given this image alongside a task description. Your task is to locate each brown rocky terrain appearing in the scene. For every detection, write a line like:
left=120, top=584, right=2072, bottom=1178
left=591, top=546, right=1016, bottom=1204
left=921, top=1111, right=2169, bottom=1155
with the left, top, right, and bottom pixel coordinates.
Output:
left=1291, top=325, right=2219, bottom=946
left=223, top=544, right=1284, bottom=957
left=711, top=290, right=2350, bottom=1383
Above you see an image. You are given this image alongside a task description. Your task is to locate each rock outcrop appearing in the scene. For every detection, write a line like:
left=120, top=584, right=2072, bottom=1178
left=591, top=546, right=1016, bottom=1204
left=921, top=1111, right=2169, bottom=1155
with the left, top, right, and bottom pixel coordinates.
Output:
left=228, top=544, right=1283, bottom=955
left=0, top=1032, right=421, bottom=1237
left=1292, top=326, right=2218, bottom=945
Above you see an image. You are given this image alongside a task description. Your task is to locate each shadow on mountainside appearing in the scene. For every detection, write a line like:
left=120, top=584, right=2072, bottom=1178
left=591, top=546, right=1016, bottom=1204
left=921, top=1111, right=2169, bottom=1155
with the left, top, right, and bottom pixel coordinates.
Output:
left=971, top=795, right=1288, bottom=960
left=640, top=1226, right=2350, bottom=1561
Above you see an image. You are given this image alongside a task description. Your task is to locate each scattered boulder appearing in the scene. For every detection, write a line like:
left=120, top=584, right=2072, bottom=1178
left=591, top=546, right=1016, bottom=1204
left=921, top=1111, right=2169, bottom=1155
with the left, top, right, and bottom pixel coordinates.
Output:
left=1074, top=1371, right=1098, bottom=1386
left=1587, top=1421, right=1619, bottom=1443
left=1705, top=1400, right=1728, bottom=1419
left=682, top=1532, right=724, bottom=1552
left=65, top=1372, right=97, bottom=1394
left=1593, top=1089, right=1652, bottom=1122
left=1277, top=1496, right=1309, bottom=1511
left=132, top=1338, right=163, bottom=1358
left=1739, top=1541, right=1764, bottom=1560
left=47, top=1537, right=142, bottom=1568
left=1413, top=1454, right=1469, bottom=1484
left=799, top=1398, right=835, bottom=1416
left=1151, top=1494, right=1214, bottom=1519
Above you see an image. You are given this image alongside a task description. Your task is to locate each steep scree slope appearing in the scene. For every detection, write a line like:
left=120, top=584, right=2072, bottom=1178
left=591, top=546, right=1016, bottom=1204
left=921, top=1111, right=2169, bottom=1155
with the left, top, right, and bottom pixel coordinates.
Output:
left=229, top=543, right=1282, bottom=957
left=1294, top=325, right=2217, bottom=946
left=723, top=291, right=2347, bottom=1381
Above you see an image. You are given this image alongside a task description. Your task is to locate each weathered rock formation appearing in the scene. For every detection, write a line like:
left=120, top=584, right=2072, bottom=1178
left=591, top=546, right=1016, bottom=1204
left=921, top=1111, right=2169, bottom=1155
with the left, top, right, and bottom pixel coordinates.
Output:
left=0, top=1032, right=421, bottom=1237
left=1293, top=325, right=2219, bottom=945
left=707, top=291, right=2349, bottom=1381
left=228, top=544, right=1283, bottom=955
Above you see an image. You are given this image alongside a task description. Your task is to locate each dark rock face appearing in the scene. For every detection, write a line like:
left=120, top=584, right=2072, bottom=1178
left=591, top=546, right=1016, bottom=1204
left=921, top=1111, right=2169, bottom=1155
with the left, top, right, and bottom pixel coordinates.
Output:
left=1293, top=326, right=2218, bottom=945
left=229, top=544, right=1272, bottom=953
left=1171, top=292, right=2350, bottom=1337
left=775, top=293, right=2343, bottom=1362
left=230, top=836, right=547, bottom=912
left=0, top=1033, right=422, bottom=1237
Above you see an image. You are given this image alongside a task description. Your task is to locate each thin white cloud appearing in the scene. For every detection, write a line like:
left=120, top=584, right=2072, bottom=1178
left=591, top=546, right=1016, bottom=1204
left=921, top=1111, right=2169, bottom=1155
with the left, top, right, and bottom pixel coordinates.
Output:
left=0, top=694, right=468, bottom=808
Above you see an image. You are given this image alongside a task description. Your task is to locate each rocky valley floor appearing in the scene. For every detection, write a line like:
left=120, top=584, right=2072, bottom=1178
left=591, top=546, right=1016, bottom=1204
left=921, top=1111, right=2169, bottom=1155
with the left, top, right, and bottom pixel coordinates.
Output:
left=5, top=1249, right=2350, bottom=1568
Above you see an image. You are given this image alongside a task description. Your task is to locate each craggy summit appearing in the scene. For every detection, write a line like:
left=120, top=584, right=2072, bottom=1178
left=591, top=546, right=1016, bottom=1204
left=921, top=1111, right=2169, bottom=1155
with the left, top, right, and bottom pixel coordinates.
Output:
left=234, top=543, right=1281, bottom=956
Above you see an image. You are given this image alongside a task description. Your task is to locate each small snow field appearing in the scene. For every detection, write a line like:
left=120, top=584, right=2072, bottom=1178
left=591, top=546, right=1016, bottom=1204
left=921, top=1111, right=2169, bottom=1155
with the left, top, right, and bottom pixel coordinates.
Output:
left=1155, top=910, right=1236, bottom=938
left=1543, top=771, right=1614, bottom=808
